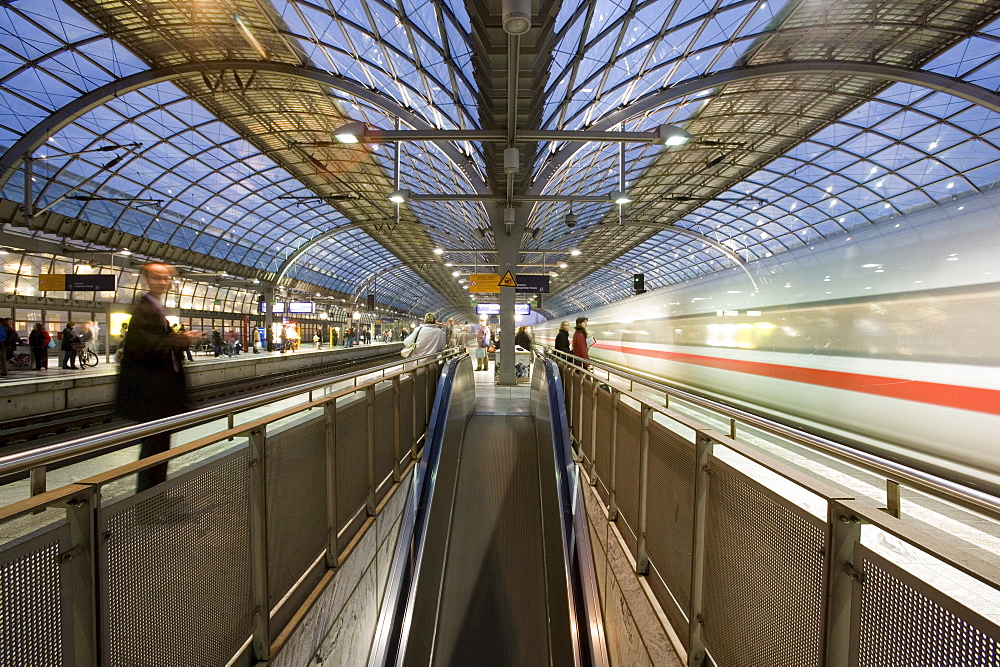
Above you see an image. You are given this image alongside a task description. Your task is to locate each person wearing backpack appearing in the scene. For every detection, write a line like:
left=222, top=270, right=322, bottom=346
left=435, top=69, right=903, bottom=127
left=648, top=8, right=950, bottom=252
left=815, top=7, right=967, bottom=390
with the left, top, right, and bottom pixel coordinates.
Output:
left=28, top=322, right=51, bottom=370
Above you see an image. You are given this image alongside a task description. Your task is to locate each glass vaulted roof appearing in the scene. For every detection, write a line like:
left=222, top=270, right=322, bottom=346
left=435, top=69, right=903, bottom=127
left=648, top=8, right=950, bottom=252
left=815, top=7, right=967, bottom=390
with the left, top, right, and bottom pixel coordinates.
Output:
left=0, top=0, right=998, bottom=319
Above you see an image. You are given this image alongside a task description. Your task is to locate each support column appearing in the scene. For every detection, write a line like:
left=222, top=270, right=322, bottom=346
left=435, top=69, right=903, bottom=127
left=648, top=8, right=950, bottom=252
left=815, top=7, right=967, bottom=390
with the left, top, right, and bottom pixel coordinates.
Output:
left=262, top=284, right=275, bottom=351
left=490, top=206, right=527, bottom=385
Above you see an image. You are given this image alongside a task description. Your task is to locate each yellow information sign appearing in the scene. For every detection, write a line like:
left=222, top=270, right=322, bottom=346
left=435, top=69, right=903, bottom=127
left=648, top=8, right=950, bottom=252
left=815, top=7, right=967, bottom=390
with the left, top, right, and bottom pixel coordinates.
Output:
left=38, top=274, right=66, bottom=291
left=498, top=271, right=518, bottom=288
left=468, top=273, right=500, bottom=294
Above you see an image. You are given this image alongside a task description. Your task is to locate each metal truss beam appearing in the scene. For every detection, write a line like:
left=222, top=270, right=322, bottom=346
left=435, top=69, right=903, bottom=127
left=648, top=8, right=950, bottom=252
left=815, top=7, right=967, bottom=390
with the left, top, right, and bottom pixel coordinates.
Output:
left=530, top=60, right=1000, bottom=196
left=0, top=60, right=488, bottom=194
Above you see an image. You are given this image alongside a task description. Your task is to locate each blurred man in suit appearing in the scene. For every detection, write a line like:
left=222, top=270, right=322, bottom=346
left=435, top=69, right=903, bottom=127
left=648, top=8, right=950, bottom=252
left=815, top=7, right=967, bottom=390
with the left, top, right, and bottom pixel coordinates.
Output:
left=116, top=262, right=201, bottom=493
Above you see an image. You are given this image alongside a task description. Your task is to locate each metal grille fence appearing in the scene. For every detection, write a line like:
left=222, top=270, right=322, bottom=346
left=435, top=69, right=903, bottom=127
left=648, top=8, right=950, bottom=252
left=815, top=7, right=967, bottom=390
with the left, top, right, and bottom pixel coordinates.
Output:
left=702, top=459, right=826, bottom=667
left=550, top=352, right=1000, bottom=667
left=853, top=546, right=1000, bottom=667
left=266, top=417, right=328, bottom=608
left=399, top=375, right=414, bottom=461
left=105, top=452, right=254, bottom=667
left=0, top=527, right=69, bottom=667
left=374, top=384, right=396, bottom=494
left=612, top=399, right=641, bottom=550
left=336, top=395, right=370, bottom=548
left=644, top=417, right=696, bottom=634
left=0, top=352, right=451, bottom=665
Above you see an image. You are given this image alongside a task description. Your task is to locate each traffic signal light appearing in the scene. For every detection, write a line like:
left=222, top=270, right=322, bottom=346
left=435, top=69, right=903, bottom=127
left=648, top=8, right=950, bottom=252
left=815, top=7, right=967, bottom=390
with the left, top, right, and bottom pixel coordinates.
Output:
left=633, top=273, right=645, bottom=294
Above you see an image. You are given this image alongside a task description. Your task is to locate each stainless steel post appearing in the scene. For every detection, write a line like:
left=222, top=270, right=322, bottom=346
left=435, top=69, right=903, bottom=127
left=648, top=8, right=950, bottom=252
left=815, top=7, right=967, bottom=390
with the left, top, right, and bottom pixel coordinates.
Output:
left=824, top=500, right=862, bottom=667
left=248, top=426, right=270, bottom=662
left=635, top=405, right=651, bottom=575
left=324, top=401, right=339, bottom=568
left=688, top=432, right=713, bottom=667
left=885, top=479, right=901, bottom=518
left=65, top=486, right=98, bottom=665
left=29, top=466, right=46, bottom=496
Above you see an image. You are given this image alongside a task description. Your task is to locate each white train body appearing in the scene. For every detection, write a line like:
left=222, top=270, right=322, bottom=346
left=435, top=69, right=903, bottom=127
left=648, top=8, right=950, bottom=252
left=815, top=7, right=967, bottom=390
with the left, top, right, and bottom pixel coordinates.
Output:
left=536, top=192, right=1000, bottom=493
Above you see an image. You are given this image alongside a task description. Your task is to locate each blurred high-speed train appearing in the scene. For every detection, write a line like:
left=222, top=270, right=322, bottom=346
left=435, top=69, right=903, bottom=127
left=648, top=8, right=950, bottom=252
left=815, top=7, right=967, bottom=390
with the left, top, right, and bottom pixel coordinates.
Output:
left=535, top=191, right=1000, bottom=495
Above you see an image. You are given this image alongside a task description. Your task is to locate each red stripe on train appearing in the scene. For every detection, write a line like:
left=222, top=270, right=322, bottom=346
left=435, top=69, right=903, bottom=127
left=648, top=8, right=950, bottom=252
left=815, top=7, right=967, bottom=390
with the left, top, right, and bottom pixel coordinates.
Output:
left=586, top=343, right=1000, bottom=416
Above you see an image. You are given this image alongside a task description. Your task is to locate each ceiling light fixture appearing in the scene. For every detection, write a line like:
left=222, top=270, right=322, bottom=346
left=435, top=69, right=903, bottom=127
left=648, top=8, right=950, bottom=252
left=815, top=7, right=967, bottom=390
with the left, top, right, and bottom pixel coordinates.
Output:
left=433, top=247, right=444, bottom=255
left=502, top=0, right=531, bottom=35
left=334, top=121, right=367, bottom=144
left=654, top=124, right=692, bottom=146
left=609, top=191, right=631, bottom=205
left=389, top=189, right=409, bottom=204
left=570, top=248, right=581, bottom=256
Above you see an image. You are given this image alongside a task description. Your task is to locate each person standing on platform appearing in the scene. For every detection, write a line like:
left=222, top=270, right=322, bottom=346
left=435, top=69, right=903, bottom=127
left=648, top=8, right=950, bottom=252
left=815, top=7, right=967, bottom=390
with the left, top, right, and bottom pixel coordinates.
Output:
left=403, top=313, right=447, bottom=359
left=0, top=317, right=16, bottom=377
left=572, top=316, right=593, bottom=370
left=514, top=325, right=533, bottom=351
left=554, top=321, right=571, bottom=355
left=116, top=262, right=202, bottom=493
left=211, top=327, right=224, bottom=357
left=61, top=321, right=79, bottom=369
left=29, top=322, right=50, bottom=370
left=475, top=322, right=492, bottom=371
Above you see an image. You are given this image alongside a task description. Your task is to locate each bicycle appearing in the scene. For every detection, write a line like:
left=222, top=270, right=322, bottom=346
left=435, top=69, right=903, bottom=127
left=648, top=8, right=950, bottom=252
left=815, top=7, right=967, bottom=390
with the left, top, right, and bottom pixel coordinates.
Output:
left=75, top=345, right=99, bottom=367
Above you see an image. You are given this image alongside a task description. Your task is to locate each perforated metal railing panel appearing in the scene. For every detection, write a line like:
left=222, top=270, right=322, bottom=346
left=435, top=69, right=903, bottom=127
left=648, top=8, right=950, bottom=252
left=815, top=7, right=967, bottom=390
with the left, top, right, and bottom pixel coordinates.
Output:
left=613, top=399, right=641, bottom=550
left=414, top=370, right=427, bottom=435
left=336, top=395, right=369, bottom=549
left=266, top=415, right=328, bottom=608
left=104, top=451, right=253, bottom=667
left=852, top=545, right=1000, bottom=667
left=703, top=458, right=826, bottom=667
left=581, top=382, right=594, bottom=472
left=374, top=384, right=396, bottom=489
left=644, top=418, right=696, bottom=634
left=399, top=376, right=414, bottom=461
left=0, top=525, right=70, bottom=666
left=593, top=388, right=613, bottom=504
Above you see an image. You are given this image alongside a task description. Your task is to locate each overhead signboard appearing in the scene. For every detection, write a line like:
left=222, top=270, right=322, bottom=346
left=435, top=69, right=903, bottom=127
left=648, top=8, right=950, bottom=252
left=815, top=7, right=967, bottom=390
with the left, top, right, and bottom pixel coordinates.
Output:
left=468, top=273, right=501, bottom=294
left=515, top=274, right=549, bottom=294
left=470, top=273, right=550, bottom=294
left=287, top=301, right=315, bottom=314
left=475, top=303, right=531, bottom=316
left=258, top=301, right=286, bottom=314
left=39, top=274, right=117, bottom=291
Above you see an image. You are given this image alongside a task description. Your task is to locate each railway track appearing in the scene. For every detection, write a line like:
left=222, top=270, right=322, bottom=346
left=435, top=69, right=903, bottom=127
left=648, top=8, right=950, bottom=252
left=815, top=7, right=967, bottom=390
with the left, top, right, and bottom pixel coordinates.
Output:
left=0, top=349, right=402, bottom=448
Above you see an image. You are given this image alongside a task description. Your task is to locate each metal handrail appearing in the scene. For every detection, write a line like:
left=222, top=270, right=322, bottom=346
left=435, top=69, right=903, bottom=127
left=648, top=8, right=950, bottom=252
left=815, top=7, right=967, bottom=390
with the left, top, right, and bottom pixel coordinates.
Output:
left=0, top=348, right=460, bottom=480
left=543, top=346, right=1000, bottom=520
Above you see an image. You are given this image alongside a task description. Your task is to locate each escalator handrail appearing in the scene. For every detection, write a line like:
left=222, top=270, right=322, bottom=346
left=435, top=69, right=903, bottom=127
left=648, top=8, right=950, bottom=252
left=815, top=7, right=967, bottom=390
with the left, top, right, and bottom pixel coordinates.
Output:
left=540, top=356, right=609, bottom=667
left=369, top=356, right=464, bottom=666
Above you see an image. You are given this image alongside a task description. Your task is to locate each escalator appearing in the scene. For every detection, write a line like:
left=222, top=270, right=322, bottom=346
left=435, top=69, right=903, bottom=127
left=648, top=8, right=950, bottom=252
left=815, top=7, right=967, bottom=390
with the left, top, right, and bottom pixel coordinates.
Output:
left=371, top=355, right=606, bottom=666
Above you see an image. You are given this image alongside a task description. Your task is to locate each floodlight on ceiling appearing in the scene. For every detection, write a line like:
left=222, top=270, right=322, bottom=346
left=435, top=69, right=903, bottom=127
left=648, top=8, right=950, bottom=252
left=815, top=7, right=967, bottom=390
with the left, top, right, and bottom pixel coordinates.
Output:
left=334, top=121, right=368, bottom=144
left=655, top=124, right=692, bottom=146
left=452, top=270, right=461, bottom=277
left=570, top=248, right=582, bottom=256
left=501, top=0, right=531, bottom=35
left=389, top=189, right=410, bottom=204
left=609, top=191, right=631, bottom=205
left=558, top=262, right=568, bottom=268
left=433, top=247, right=444, bottom=255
